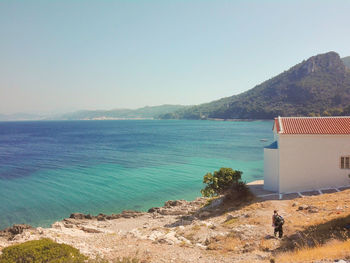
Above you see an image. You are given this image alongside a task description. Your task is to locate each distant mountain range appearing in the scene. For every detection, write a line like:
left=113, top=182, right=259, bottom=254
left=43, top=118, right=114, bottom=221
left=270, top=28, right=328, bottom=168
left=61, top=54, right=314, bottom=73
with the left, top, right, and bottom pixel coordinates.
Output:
left=0, top=113, right=45, bottom=121
left=0, top=105, right=189, bottom=121
left=160, top=51, right=350, bottom=120
left=57, top=105, right=189, bottom=120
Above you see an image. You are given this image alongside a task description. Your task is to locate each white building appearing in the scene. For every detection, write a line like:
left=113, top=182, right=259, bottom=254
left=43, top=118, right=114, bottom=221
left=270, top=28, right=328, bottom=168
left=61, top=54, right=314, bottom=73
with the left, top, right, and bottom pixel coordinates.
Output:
left=264, top=116, right=350, bottom=193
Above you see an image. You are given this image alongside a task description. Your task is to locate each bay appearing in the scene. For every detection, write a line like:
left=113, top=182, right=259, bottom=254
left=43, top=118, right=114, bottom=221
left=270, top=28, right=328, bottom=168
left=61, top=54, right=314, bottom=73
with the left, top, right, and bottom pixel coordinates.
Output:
left=0, top=120, right=273, bottom=229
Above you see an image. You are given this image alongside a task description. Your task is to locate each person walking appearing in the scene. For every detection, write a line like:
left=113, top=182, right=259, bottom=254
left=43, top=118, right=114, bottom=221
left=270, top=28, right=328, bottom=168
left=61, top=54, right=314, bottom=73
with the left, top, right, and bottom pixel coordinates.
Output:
left=272, top=210, right=284, bottom=238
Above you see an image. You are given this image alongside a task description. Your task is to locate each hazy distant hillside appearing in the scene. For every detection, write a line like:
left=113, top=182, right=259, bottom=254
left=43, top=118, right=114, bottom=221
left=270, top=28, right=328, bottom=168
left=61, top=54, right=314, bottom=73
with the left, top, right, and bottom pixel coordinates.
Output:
left=160, top=52, right=350, bottom=120
left=58, top=105, right=188, bottom=120
left=342, top=56, right=350, bottom=69
left=0, top=113, right=45, bottom=121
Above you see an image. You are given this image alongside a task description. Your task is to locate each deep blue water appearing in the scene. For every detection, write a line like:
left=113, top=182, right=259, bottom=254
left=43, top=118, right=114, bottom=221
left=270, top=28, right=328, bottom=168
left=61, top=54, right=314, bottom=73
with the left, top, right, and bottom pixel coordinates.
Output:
left=0, top=120, right=273, bottom=229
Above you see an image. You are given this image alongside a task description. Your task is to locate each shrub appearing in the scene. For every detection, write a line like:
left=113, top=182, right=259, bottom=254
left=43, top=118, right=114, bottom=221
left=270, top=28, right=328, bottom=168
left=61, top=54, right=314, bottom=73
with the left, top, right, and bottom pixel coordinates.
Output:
left=0, top=238, right=87, bottom=263
left=200, top=167, right=247, bottom=197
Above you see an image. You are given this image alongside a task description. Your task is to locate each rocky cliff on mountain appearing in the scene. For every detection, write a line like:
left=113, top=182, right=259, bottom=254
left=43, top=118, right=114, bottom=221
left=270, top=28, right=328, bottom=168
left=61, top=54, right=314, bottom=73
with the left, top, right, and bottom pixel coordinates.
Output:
left=160, top=51, right=350, bottom=119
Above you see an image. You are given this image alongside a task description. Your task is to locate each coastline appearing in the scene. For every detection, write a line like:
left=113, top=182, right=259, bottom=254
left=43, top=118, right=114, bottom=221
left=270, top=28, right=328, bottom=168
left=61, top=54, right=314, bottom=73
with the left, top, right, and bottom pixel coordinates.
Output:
left=1, top=186, right=350, bottom=262
left=0, top=179, right=264, bottom=232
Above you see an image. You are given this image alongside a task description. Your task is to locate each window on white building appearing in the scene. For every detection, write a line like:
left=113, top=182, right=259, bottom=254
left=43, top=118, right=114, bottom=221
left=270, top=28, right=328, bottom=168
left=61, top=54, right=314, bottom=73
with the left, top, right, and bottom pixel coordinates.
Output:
left=341, top=156, right=350, bottom=169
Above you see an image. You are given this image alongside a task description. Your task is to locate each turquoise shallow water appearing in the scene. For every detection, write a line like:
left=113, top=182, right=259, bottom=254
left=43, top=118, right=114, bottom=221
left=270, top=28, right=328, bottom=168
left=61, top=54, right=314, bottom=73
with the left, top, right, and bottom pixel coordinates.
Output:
left=0, top=120, right=273, bottom=229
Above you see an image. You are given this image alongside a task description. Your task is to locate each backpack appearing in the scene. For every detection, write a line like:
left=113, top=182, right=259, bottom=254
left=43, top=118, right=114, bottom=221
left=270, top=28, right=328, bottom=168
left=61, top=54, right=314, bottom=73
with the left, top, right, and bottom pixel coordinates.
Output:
left=275, top=215, right=284, bottom=225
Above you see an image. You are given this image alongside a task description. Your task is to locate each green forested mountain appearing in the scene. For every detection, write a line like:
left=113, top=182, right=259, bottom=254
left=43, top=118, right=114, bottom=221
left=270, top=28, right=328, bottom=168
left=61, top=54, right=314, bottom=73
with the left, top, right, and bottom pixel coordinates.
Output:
left=160, top=52, right=350, bottom=120
left=342, top=56, right=350, bottom=69
left=58, top=104, right=188, bottom=120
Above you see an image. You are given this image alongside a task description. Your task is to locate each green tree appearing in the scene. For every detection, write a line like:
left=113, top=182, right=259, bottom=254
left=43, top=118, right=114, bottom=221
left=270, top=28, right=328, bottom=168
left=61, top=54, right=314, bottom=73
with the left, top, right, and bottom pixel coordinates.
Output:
left=322, top=110, right=331, bottom=116
left=343, top=105, right=350, bottom=115
left=200, top=168, right=244, bottom=197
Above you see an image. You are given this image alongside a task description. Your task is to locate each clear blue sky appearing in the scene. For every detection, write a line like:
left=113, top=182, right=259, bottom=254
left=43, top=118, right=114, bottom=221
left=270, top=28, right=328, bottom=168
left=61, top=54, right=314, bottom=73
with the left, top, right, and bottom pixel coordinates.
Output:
left=1, top=0, right=349, bottom=114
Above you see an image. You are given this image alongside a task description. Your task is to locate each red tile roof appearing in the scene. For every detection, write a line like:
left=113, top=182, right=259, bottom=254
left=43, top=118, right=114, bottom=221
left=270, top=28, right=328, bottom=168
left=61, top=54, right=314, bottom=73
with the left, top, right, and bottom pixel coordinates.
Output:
left=274, top=116, right=350, bottom=134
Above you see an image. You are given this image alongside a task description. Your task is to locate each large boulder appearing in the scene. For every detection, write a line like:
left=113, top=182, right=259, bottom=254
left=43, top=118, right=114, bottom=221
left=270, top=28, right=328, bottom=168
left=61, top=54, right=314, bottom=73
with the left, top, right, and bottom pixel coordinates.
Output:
left=69, top=213, right=92, bottom=219
left=120, top=210, right=143, bottom=218
left=0, top=224, right=32, bottom=240
left=7, top=224, right=32, bottom=235
left=148, top=207, right=161, bottom=213
left=164, top=200, right=186, bottom=207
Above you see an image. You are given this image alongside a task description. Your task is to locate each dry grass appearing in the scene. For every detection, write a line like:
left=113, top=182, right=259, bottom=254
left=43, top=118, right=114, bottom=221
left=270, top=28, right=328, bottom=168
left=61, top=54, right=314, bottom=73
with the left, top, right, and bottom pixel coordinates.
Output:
left=280, top=213, right=350, bottom=250
left=208, top=189, right=350, bottom=260
left=222, top=236, right=243, bottom=252
left=258, top=238, right=276, bottom=252
left=274, top=239, right=350, bottom=262
left=223, top=218, right=238, bottom=225
left=183, top=232, right=195, bottom=242
left=179, top=241, right=192, bottom=248
left=207, top=235, right=243, bottom=252
left=191, top=224, right=201, bottom=231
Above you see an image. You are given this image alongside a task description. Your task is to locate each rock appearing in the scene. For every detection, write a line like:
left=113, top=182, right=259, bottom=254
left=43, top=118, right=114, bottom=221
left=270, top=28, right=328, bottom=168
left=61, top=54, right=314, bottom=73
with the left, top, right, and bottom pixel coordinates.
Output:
left=106, top=214, right=121, bottom=220
left=7, top=224, right=32, bottom=235
left=165, top=231, right=184, bottom=245
left=307, top=206, right=319, bottom=213
left=164, top=200, right=186, bottom=207
left=181, top=215, right=194, bottom=221
left=297, top=205, right=318, bottom=213
left=201, top=221, right=214, bottom=228
left=298, top=205, right=308, bottom=211
left=196, top=243, right=207, bottom=249
left=85, top=214, right=93, bottom=219
left=120, top=210, right=143, bottom=218
left=198, top=211, right=211, bottom=219
left=191, top=198, right=206, bottom=206
left=51, top=222, right=63, bottom=229
left=242, top=242, right=254, bottom=253
left=80, top=227, right=102, bottom=233
left=37, top=227, right=44, bottom=235
left=0, top=224, right=32, bottom=240
left=225, top=214, right=238, bottom=222
left=69, top=211, right=142, bottom=220
left=148, top=230, right=164, bottom=241
left=181, top=220, right=192, bottom=226
left=69, top=213, right=93, bottom=220
left=205, top=197, right=223, bottom=209
left=159, top=209, right=185, bottom=216
left=0, top=224, right=32, bottom=236
left=148, top=207, right=161, bottom=213
left=157, top=238, right=170, bottom=244
left=70, top=213, right=85, bottom=219
left=177, top=236, right=191, bottom=245
left=96, top=214, right=107, bottom=221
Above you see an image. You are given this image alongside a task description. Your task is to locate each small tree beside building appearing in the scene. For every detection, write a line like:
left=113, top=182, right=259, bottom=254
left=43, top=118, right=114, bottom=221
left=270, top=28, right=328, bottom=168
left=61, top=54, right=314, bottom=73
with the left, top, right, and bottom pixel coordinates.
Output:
left=200, top=167, right=250, bottom=199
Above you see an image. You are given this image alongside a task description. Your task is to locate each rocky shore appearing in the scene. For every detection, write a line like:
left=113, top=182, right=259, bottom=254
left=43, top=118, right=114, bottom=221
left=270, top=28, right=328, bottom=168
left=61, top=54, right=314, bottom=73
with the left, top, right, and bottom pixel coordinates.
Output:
left=1, top=189, right=350, bottom=262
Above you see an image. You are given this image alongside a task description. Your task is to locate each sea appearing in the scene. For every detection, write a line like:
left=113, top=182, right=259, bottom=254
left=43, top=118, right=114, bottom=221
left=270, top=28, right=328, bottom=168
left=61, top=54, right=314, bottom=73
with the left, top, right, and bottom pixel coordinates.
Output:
left=0, top=120, right=273, bottom=229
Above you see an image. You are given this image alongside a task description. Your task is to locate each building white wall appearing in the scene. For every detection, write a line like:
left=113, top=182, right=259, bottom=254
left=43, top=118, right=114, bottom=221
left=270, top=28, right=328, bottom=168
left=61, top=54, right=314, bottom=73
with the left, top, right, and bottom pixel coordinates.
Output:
left=264, top=148, right=279, bottom=192
left=278, top=135, right=350, bottom=193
